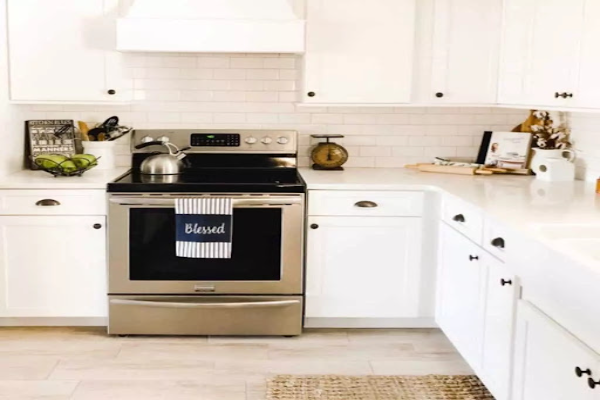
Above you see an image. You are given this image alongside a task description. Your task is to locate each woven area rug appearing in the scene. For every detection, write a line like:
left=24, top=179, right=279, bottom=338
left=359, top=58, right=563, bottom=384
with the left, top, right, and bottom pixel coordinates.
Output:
left=267, top=375, right=494, bottom=400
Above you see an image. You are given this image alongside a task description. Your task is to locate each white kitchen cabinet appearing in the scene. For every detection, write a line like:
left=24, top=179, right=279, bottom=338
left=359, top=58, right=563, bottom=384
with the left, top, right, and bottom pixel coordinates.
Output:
left=436, top=223, right=485, bottom=369
left=7, top=0, right=131, bottom=103
left=0, top=216, right=107, bottom=317
left=480, top=254, right=518, bottom=400
left=498, top=0, right=584, bottom=107
left=512, top=301, right=600, bottom=400
left=303, top=0, right=416, bottom=104
left=305, top=216, right=423, bottom=319
left=574, top=0, right=600, bottom=109
left=416, top=0, right=502, bottom=104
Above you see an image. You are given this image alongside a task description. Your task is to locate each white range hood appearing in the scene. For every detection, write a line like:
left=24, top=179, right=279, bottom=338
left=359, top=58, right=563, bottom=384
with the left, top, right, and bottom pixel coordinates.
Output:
left=116, top=0, right=305, bottom=53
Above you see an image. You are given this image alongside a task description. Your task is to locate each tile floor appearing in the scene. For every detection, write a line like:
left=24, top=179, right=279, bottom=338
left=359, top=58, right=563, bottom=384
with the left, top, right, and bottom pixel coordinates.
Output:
left=0, top=327, right=472, bottom=399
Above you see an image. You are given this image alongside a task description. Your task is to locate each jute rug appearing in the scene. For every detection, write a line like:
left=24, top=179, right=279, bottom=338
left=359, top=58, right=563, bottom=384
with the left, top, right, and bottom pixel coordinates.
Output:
left=267, top=375, right=494, bottom=400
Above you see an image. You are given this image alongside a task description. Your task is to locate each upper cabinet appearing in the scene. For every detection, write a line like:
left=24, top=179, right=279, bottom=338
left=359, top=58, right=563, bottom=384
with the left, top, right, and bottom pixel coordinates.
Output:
left=302, top=0, right=416, bottom=105
left=414, top=0, right=502, bottom=105
left=7, top=0, right=132, bottom=103
left=498, top=0, right=585, bottom=108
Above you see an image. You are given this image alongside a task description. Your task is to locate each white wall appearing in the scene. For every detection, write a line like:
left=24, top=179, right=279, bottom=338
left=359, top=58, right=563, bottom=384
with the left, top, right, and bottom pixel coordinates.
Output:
left=16, top=52, right=527, bottom=169
left=0, top=0, right=23, bottom=175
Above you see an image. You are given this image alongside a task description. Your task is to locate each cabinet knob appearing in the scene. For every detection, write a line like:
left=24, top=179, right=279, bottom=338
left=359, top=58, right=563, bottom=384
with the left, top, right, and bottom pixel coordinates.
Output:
left=310, top=224, right=319, bottom=230
left=435, top=92, right=444, bottom=98
left=354, top=201, right=378, bottom=208
left=566, top=93, right=574, bottom=98
left=307, top=92, right=316, bottom=97
left=35, top=199, right=60, bottom=207
left=555, top=92, right=571, bottom=99
left=500, top=279, right=513, bottom=286
left=588, top=378, right=600, bottom=389
left=576, top=367, right=592, bottom=378
left=469, top=255, right=479, bottom=261
left=452, top=214, right=466, bottom=223
left=491, top=237, right=505, bottom=249
left=93, top=223, right=102, bottom=230
left=108, top=89, right=116, bottom=95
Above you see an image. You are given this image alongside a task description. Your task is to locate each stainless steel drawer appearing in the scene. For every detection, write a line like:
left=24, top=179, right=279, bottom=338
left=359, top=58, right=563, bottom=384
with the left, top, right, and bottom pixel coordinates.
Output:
left=108, top=295, right=303, bottom=336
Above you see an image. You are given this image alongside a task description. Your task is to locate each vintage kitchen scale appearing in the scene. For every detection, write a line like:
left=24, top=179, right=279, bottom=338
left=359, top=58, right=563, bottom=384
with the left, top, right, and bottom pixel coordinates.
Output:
left=310, top=134, right=349, bottom=170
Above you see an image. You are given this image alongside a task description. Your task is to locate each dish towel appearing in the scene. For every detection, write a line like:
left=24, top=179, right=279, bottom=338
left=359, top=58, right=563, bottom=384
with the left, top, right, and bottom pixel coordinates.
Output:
left=175, top=198, right=233, bottom=259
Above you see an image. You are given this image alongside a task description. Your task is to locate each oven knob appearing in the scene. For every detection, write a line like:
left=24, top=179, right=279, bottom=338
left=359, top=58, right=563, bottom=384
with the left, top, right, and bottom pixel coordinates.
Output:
left=261, top=137, right=273, bottom=144
left=157, top=136, right=170, bottom=143
left=245, top=137, right=257, bottom=144
left=141, top=136, right=155, bottom=143
left=277, top=136, right=289, bottom=145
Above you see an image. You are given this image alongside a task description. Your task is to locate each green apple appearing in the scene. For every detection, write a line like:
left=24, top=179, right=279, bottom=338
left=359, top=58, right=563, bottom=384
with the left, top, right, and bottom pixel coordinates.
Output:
left=35, top=154, right=68, bottom=170
left=71, top=154, right=98, bottom=169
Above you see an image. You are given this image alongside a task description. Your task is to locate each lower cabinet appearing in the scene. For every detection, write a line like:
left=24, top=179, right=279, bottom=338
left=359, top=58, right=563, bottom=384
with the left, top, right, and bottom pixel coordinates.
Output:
left=480, top=254, right=518, bottom=400
left=0, top=216, right=107, bottom=317
left=436, top=223, right=486, bottom=366
left=436, top=222, right=518, bottom=400
left=305, top=216, right=423, bottom=319
left=512, top=301, right=600, bottom=400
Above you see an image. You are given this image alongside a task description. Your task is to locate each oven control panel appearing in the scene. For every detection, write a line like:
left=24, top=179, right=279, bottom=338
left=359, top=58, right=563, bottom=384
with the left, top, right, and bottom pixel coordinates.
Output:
left=133, top=130, right=298, bottom=154
left=191, top=133, right=240, bottom=147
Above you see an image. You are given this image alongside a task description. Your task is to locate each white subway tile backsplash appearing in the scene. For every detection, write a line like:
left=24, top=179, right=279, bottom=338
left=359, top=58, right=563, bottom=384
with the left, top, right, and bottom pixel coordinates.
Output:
left=15, top=53, right=530, bottom=169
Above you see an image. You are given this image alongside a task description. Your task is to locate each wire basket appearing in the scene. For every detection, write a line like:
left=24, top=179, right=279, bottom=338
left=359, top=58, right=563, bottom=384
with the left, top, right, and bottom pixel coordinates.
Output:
left=33, top=155, right=100, bottom=177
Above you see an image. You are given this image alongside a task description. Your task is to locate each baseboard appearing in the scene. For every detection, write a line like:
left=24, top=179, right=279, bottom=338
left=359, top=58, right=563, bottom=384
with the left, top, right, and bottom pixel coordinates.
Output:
left=0, top=317, right=108, bottom=327
left=304, top=317, right=437, bottom=328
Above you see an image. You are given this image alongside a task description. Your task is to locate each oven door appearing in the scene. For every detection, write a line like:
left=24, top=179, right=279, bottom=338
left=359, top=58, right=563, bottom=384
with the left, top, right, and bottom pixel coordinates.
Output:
left=108, top=193, right=304, bottom=295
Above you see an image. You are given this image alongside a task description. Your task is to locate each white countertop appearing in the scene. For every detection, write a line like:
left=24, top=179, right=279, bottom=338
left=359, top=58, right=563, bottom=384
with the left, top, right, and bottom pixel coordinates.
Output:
left=300, top=167, right=600, bottom=269
left=0, top=168, right=129, bottom=189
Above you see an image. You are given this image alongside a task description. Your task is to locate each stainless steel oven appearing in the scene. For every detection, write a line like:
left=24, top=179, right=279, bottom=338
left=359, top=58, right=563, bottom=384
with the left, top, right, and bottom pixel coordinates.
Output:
left=107, top=129, right=306, bottom=336
left=108, top=193, right=304, bottom=295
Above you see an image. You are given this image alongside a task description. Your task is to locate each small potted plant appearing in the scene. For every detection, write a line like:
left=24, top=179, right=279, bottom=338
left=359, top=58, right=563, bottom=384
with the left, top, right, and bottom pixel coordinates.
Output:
left=529, top=110, right=575, bottom=172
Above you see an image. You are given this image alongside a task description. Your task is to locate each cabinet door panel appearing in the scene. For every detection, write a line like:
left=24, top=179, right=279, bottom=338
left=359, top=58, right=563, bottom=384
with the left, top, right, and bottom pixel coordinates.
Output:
left=575, top=0, right=600, bottom=108
left=7, top=0, right=130, bottom=102
left=480, top=255, right=518, bottom=400
left=0, top=216, right=107, bottom=317
left=429, top=0, right=501, bottom=104
left=304, top=0, right=416, bottom=104
left=499, top=0, right=584, bottom=107
left=512, top=301, right=598, bottom=400
left=436, top=223, right=485, bottom=369
left=306, top=216, right=422, bottom=318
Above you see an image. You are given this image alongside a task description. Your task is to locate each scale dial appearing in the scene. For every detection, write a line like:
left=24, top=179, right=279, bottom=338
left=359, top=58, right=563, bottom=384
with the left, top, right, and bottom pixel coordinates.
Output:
left=311, top=143, right=349, bottom=170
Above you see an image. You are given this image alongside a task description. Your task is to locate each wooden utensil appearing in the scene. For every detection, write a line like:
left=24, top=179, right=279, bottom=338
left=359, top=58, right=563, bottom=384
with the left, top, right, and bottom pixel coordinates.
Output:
left=78, top=121, right=90, bottom=141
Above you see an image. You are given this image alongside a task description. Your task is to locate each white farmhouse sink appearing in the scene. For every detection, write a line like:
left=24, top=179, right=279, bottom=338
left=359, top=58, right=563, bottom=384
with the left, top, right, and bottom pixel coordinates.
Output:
left=530, top=224, right=600, bottom=264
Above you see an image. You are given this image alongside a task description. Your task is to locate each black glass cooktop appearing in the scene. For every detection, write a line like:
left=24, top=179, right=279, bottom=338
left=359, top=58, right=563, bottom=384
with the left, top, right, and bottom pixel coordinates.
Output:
left=108, top=168, right=306, bottom=193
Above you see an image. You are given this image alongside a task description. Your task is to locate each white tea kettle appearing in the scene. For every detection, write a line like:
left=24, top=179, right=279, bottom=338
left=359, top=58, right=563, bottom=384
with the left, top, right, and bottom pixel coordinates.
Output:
left=135, top=141, right=190, bottom=175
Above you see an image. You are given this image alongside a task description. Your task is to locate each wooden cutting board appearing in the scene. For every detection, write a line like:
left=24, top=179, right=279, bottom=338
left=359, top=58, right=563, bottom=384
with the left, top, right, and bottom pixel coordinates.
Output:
left=406, top=164, right=493, bottom=175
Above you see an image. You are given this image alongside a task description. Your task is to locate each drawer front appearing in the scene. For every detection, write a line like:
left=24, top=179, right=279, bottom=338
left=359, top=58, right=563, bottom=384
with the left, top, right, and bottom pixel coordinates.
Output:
left=0, top=190, right=106, bottom=215
left=308, top=190, right=424, bottom=217
left=483, top=218, right=511, bottom=261
left=442, top=195, right=483, bottom=244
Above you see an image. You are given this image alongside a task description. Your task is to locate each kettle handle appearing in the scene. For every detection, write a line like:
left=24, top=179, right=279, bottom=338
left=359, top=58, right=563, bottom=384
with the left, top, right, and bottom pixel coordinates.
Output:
left=135, top=141, right=165, bottom=150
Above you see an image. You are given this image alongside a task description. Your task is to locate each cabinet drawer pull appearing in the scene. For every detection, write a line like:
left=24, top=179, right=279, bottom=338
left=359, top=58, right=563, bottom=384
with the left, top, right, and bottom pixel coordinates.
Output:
left=576, top=367, right=592, bottom=378
left=93, top=223, right=102, bottom=230
left=310, top=224, right=319, bottom=230
left=452, top=214, right=465, bottom=223
left=469, top=255, right=479, bottom=261
left=588, top=378, right=600, bottom=389
left=500, top=279, right=512, bottom=286
left=36, top=199, right=61, bottom=207
left=108, top=89, right=116, bottom=95
left=435, top=92, right=444, bottom=98
left=491, top=237, right=505, bottom=249
left=354, top=201, right=378, bottom=208
left=307, top=91, right=316, bottom=97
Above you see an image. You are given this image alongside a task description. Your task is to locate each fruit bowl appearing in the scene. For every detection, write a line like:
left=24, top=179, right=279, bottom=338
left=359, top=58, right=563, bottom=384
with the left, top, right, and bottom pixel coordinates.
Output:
left=33, top=154, right=100, bottom=177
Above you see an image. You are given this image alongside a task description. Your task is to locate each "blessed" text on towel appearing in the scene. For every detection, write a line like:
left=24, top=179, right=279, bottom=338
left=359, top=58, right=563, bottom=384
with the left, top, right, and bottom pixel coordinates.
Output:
left=185, top=223, right=226, bottom=235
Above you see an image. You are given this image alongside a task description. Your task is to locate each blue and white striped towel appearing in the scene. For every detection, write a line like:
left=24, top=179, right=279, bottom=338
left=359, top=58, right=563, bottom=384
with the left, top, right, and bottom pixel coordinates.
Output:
left=175, top=198, right=233, bottom=259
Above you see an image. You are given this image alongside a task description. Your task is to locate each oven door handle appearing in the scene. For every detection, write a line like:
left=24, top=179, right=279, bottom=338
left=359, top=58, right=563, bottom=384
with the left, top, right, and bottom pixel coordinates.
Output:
left=110, top=299, right=300, bottom=309
left=109, top=197, right=302, bottom=207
